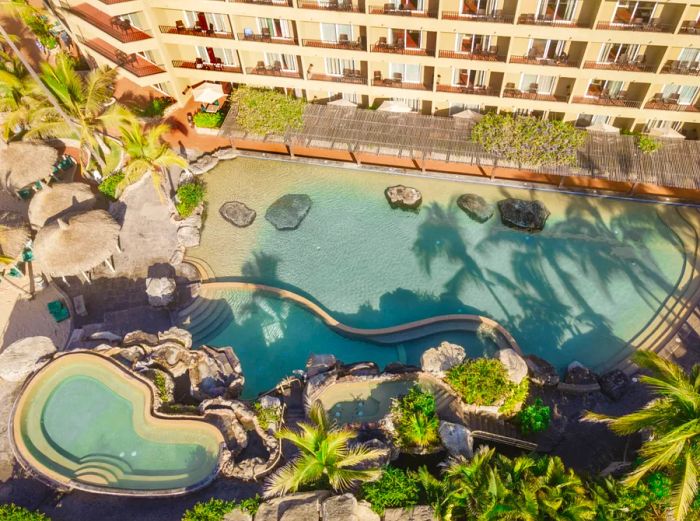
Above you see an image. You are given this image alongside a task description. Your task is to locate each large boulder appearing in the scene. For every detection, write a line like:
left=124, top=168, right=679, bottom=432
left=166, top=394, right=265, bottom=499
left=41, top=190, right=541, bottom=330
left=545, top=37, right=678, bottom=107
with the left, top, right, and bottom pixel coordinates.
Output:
left=255, top=491, right=331, bottom=521
left=223, top=510, right=252, bottom=521
left=598, top=369, right=630, bottom=401
left=341, top=361, right=380, bottom=377
left=0, top=336, right=56, bottom=382
left=384, top=506, right=437, bottom=521
left=497, top=198, right=550, bottom=232
left=145, top=276, right=176, bottom=307
left=306, top=354, right=338, bottom=378
left=524, top=355, right=559, bottom=387
left=385, top=185, right=422, bottom=210
left=438, top=421, right=473, bottom=458
left=189, top=154, right=219, bottom=175
left=420, top=341, right=466, bottom=375
left=220, top=201, right=256, bottom=228
left=158, top=327, right=193, bottom=349
left=564, top=361, right=598, bottom=385
left=457, top=194, right=494, bottom=222
left=322, top=494, right=357, bottom=521
left=177, top=224, right=201, bottom=248
left=265, top=194, right=312, bottom=230
left=496, top=349, right=528, bottom=385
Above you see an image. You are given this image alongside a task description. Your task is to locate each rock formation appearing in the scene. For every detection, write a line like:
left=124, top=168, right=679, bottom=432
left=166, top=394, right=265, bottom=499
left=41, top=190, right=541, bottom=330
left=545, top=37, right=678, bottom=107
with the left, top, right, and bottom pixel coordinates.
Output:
left=385, top=185, right=422, bottom=210
left=496, top=348, right=528, bottom=385
left=145, top=276, right=177, bottom=307
left=189, top=154, right=219, bottom=175
left=457, top=194, right=494, bottom=222
left=497, top=198, right=550, bottom=231
left=220, top=201, right=256, bottom=228
left=564, top=361, right=598, bottom=385
left=265, top=194, right=312, bottom=230
left=0, top=336, right=57, bottom=382
left=176, top=204, right=203, bottom=247
left=252, top=492, right=385, bottom=521
left=524, top=354, right=559, bottom=387
left=438, top=421, right=473, bottom=458
left=384, top=506, right=437, bottom=521
left=306, top=354, right=338, bottom=377
left=420, top=341, right=466, bottom=375
left=598, top=369, right=630, bottom=401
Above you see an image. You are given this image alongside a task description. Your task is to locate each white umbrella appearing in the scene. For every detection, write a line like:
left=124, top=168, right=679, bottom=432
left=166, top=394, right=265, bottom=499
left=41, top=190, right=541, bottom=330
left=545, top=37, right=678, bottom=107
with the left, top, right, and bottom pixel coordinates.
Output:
left=586, top=122, right=620, bottom=134
left=192, top=82, right=225, bottom=104
left=377, top=100, right=413, bottom=113
left=452, top=109, right=483, bottom=121
left=328, top=98, right=357, bottom=108
left=649, top=127, right=685, bottom=140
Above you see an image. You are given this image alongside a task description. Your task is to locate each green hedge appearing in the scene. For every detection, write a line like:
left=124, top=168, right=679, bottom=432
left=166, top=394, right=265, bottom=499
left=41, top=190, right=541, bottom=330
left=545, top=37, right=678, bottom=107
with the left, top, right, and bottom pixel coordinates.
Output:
left=175, top=182, right=205, bottom=218
left=361, top=467, right=422, bottom=515
left=181, top=497, right=261, bottom=521
left=0, top=504, right=50, bottom=521
left=137, top=97, right=174, bottom=118
left=193, top=111, right=225, bottom=129
left=230, top=86, right=306, bottom=135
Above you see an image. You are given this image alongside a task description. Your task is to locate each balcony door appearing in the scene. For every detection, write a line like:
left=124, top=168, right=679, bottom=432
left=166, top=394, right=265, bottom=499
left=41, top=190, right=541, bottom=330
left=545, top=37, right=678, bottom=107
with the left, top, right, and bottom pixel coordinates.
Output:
left=320, top=23, right=352, bottom=43
left=612, top=1, right=656, bottom=24
left=460, top=0, right=497, bottom=16
left=196, top=46, right=237, bottom=65
left=389, top=63, right=421, bottom=83
left=535, top=0, right=577, bottom=21
left=519, top=73, right=556, bottom=94
left=390, top=29, right=421, bottom=48
left=528, top=39, right=565, bottom=59
left=452, top=68, right=486, bottom=87
left=257, top=18, right=291, bottom=38
left=586, top=79, right=624, bottom=97
left=183, top=11, right=229, bottom=32
left=264, top=53, right=297, bottom=71
left=679, top=48, right=700, bottom=67
left=457, top=34, right=491, bottom=53
left=325, top=58, right=358, bottom=76
left=661, top=84, right=699, bottom=105
left=598, top=43, right=639, bottom=63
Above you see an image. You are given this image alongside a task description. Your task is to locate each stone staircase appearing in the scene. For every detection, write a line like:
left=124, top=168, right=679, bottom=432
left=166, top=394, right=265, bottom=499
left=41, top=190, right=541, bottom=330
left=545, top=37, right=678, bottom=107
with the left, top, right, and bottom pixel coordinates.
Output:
left=175, top=291, right=231, bottom=346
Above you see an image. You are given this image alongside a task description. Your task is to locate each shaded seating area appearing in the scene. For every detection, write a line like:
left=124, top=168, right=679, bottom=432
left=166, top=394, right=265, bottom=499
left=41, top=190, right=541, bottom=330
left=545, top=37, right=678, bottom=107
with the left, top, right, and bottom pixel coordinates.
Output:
left=0, top=142, right=59, bottom=199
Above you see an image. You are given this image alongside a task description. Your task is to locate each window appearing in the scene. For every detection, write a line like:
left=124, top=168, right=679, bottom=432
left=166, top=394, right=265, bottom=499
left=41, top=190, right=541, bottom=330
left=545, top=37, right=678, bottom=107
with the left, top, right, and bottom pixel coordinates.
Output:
left=586, top=79, right=624, bottom=97
left=661, top=84, right=699, bottom=105
left=452, top=68, right=486, bottom=86
left=456, top=34, right=491, bottom=53
left=612, top=1, right=657, bottom=24
left=320, top=23, right=352, bottom=43
left=196, top=46, right=238, bottom=65
left=460, top=0, right=497, bottom=16
left=528, top=39, right=565, bottom=59
left=645, top=119, right=682, bottom=131
left=519, top=74, right=556, bottom=94
left=598, top=43, right=639, bottom=63
left=257, top=18, right=291, bottom=38
left=574, top=114, right=609, bottom=127
left=448, top=102, right=480, bottom=115
left=264, top=53, right=297, bottom=71
left=389, top=63, right=421, bottom=83
left=535, top=0, right=578, bottom=21
left=679, top=48, right=700, bottom=66
left=392, top=97, right=420, bottom=110
left=389, top=29, right=421, bottom=48
left=325, top=58, right=357, bottom=76
left=183, top=11, right=229, bottom=32
left=120, top=12, right=145, bottom=29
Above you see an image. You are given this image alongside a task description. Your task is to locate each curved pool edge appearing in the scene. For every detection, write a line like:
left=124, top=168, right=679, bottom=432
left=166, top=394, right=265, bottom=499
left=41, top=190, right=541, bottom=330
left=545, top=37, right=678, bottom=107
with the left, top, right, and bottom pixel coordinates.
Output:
left=9, top=351, right=226, bottom=497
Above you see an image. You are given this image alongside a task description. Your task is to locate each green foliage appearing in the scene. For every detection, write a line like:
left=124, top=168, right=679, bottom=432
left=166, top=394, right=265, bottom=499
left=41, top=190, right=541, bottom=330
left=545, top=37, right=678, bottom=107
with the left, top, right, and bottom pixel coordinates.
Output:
left=254, top=402, right=281, bottom=430
left=181, top=496, right=261, bottom=521
left=20, top=8, right=58, bottom=50
left=159, top=403, right=200, bottom=415
left=152, top=372, right=169, bottom=403
left=230, top=86, right=306, bottom=135
left=446, top=359, right=528, bottom=414
left=176, top=182, right=205, bottom=218
left=193, top=111, right=225, bottom=129
left=0, top=504, right=49, bottom=521
left=391, top=385, right=440, bottom=450
left=98, top=172, right=125, bottom=200
left=136, top=97, right=174, bottom=118
left=637, top=134, right=662, bottom=155
left=516, top=398, right=551, bottom=434
left=590, top=473, right=673, bottom=520
left=361, top=466, right=422, bottom=515
left=472, top=113, right=585, bottom=167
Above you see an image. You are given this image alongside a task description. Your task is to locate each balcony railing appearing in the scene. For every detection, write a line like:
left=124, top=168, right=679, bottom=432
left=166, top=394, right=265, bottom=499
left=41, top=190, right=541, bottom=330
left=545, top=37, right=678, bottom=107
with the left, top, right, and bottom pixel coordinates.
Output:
left=371, top=43, right=434, bottom=56
left=83, top=38, right=164, bottom=76
left=246, top=66, right=302, bottom=78
left=69, top=4, right=151, bottom=43
left=503, top=88, right=567, bottom=102
left=368, top=5, right=437, bottom=17
left=302, top=38, right=364, bottom=50
left=436, top=84, right=499, bottom=96
left=517, top=14, right=585, bottom=27
left=679, top=21, right=700, bottom=34
left=441, top=11, right=514, bottom=23
left=232, top=0, right=293, bottom=5
left=372, top=77, right=430, bottom=90
left=309, top=72, right=366, bottom=84
left=159, top=25, right=233, bottom=39
left=438, top=50, right=504, bottom=62
left=645, top=99, right=700, bottom=112
left=596, top=20, right=671, bottom=32
left=571, top=95, right=642, bottom=108
left=510, top=55, right=577, bottom=67
left=173, top=60, right=242, bottom=73
left=298, top=0, right=359, bottom=10
left=661, top=61, right=700, bottom=76
left=238, top=33, right=297, bottom=45
left=583, top=60, right=655, bottom=72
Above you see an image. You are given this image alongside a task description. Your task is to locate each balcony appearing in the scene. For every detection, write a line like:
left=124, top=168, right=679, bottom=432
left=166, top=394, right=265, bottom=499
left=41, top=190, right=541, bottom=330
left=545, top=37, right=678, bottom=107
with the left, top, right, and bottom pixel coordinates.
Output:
left=246, top=66, right=302, bottom=78
left=503, top=88, right=567, bottom=102
left=83, top=38, right=164, bottom=76
left=159, top=25, right=233, bottom=40
left=238, top=33, right=297, bottom=45
left=298, top=0, right=360, bottom=10
left=517, top=14, right=585, bottom=27
left=302, top=38, right=364, bottom=51
left=369, top=5, right=437, bottom=17
left=595, top=20, right=671, bottom=32
left=510, top=55, right=577, bottom=67
left=68, top=4, right=151, bottom=43
left=680, top=21, right=699, bottom=34
left=571, top=95, right=642, bottom=108
left=645, top=97, right=700, bottom=112
left=438, top=50, right=504, bottom=62
left=309, top=72, right=367, bottom=84
left=661, top=61, right=700, bottom=76
left=232, top=0, right=293, bottom=5
left=372, top=75, right=430, bottom=90
left=441, top=11, right=514, bottom=23
left=583, top=60, right=655, bottom=73
left=436, top=84, right=499, bottom=96
left=173, top=60, right=243, bottom=73
left=371, top=42, right=434, bottom=56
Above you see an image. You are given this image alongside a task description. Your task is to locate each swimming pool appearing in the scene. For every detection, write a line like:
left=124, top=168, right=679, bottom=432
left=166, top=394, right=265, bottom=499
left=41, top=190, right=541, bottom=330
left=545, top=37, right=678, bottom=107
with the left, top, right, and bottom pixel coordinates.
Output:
left=11, top=353, right=223, bottom=495
left=187, top=157, right=696, bottom=396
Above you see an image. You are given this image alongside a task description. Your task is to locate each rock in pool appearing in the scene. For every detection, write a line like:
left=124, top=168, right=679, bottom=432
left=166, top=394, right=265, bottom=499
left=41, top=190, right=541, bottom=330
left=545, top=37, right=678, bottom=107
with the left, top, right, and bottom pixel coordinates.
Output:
left=385, top=185, right=422, bottom=210
left=497, top=198, right=550, bottom=232
left=220, top=201, right=256, bottom=228
left=265, top=194, right=312, bottom=230
left=457, top=193, right=494, bottom=222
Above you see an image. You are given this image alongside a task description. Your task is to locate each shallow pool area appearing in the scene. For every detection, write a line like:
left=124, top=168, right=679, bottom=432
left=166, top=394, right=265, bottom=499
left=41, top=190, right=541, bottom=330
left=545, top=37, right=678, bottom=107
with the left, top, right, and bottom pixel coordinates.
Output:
left=188, top=157, right=696, bottom=396
left=12, top=353, right=223, bottom=494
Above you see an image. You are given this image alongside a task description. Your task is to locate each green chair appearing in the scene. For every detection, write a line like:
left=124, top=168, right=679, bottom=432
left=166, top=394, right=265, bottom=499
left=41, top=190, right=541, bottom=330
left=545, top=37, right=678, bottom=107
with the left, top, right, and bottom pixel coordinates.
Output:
left=22, top=249, right=34, bottom=262
left=47, top=300, right=70, bottom=322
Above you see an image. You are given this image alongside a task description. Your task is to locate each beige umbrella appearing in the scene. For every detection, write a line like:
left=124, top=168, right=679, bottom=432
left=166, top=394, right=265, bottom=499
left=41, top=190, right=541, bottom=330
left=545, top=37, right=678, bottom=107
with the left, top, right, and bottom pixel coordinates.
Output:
left=0, top=211, right=30, bottom=261
left=28, top=183, right=98, bottom=229
left=452, top=109, right=483, bottom=121
left=192, top=82, right=225, bottom=104
left=328, top=98, right=357, bottom=108
left=649, top=127, right=685, bottom=140
left=0, top=142, right=58, bottom=193
left=377, top=100, right=413, bottom=113
left=586, top=122, right=620, bottom=134
left=34, top=209, right=120, bottom=283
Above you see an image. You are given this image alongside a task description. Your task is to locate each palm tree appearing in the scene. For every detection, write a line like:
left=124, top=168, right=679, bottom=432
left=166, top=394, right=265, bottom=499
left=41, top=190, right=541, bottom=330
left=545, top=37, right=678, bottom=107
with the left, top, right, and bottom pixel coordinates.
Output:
left=392, top=386, right=440, bottom=450
left=116, top=122, right=188, bottom=197
left=264, top=401, right=383, bottom=497
left=586, top=351, right=700, bottom=521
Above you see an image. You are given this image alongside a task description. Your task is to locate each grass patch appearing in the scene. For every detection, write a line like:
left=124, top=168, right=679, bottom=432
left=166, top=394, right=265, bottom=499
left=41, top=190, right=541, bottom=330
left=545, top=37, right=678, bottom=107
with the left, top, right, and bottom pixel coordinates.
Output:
left=0, top=503, right=50, bottom=520
left=153, top=372, right=169, bottom=403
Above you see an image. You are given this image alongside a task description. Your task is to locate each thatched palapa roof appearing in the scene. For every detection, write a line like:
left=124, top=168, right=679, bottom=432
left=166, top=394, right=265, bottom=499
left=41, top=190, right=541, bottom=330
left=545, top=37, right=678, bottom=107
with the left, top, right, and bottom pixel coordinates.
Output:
left=0, top=211, right=31, bottom=260
left=28, top=183, right=98, bottom=229
left=0, top=142, right=58, bottom=192
left=34, top=209, right=120, bottom=277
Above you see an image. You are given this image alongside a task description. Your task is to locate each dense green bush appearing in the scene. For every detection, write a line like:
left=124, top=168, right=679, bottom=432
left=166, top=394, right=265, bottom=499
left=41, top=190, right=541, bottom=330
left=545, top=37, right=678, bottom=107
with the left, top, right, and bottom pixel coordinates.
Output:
left=152, top=372, right=169, bottom=403
left=176, top=182, right=205, bottom=218
left=193, top=111, right=225, bottom=129
left=361, top=466, right=422, bottom=514
left=98, top=172, right=125, bottom=200
left=20, top=7, right=58, bottom=50
left=471, top=113, right=585, bottom=167
left=181, top=496, right=261, bottom=521
left=254, top=401, right=281, bottom=429
left=637, top=134, right=662, bottom=155
left=137, top=97, right=174, bottom=118
left=230, top=86, right=306, bottom=135
left=391, top=385, right=440, bottom=450
left=0, top=504, right=49, bottom=520
left=516, top=398, right=551, bottom=434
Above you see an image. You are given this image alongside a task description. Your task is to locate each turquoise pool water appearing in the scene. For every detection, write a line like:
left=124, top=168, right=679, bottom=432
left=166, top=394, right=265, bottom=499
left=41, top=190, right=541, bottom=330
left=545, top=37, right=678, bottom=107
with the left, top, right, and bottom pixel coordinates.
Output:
left=189, top=157, right=689, bottom=396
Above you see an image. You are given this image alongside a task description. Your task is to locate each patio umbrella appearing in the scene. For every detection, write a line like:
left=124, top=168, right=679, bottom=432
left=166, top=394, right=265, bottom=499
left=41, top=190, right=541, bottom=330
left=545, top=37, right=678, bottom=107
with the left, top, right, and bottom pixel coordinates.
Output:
left=649, top=127, right=685, bottom=140
left=0, top=142, right=58, bottom=193
left=34, top=209, right=120, bottom=282
left=328, top=98, right=357, bottom=108
left=377, top=100, right=413, bottom=113
left=0, top=211, right=30, bottom=261
left=586, top=122, right=620, bottom=134
left=28, top=183, right=98, bottom=229
left=192, top=82, right=225, bottom=104
left=452, top=109, right=483, bottom=121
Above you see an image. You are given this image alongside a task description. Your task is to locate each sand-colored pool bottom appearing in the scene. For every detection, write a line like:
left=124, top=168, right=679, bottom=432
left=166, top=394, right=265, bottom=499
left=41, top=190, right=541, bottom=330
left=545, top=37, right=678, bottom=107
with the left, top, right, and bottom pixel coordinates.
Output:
left=11, top=352, right=224, bottom=496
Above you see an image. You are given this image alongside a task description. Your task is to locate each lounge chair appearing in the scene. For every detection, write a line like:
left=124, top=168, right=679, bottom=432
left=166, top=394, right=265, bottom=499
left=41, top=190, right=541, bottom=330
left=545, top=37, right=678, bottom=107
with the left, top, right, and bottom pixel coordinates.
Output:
left=47, top=300, right=70, bottom=322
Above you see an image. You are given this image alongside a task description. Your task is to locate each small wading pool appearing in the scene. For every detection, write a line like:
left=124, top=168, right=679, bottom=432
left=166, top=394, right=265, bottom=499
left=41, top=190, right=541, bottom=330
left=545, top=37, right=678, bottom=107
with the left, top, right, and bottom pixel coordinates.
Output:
left=12, top=353, right=224, bottom=495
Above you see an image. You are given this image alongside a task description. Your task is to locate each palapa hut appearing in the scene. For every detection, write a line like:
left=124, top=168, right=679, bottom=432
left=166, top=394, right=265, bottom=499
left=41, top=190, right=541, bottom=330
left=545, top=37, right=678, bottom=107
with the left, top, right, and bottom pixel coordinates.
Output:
left=34, top=209, right=121, bottom=283
left=0, top=142, right=58, bottom=193
left=28, top=183, right=98, bottom=229
left=0, top=211, right=31, bottom=262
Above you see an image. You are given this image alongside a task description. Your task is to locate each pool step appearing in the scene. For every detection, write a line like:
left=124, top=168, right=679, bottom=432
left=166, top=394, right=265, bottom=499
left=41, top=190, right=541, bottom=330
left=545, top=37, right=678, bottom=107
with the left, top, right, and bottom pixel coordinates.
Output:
left=176, top=292, right=232, bottom=345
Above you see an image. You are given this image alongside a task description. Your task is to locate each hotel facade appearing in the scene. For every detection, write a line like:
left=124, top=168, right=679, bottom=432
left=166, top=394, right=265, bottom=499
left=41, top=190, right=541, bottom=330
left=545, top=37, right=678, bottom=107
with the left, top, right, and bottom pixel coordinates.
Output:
left=51, top=0, right=700, bottom=135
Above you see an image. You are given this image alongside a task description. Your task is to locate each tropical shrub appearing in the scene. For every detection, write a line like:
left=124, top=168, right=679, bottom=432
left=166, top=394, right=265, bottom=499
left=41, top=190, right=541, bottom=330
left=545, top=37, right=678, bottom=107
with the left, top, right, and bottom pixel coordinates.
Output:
left=637, top=134, right=662, bottom=155
left=471, top=113, right=585, bottom=167
left=391, top=385, right=440, bottom=450
left=254, top=401, right=281, bottom=430
left=361, top=466, right=422, bottom=515
left=137, top=97, right=174, bottom=118
left=230, top=86, right=306, bottom=135
left=98, top=172, right=125, bottom=200
left=19, top=6, right=58, bottom=50
left=0, top=504, right=49, bottom=520
left=181, top=496, right=261, bottom=521
left=175, top=182, right=205, bottom=218
left=152, top=371, right=169, bottom=403
left=516, top=398, right=551, bottom=434
left=193, top=111, right=225, bottom=129
left=589, top=473, right=673, bottom=520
